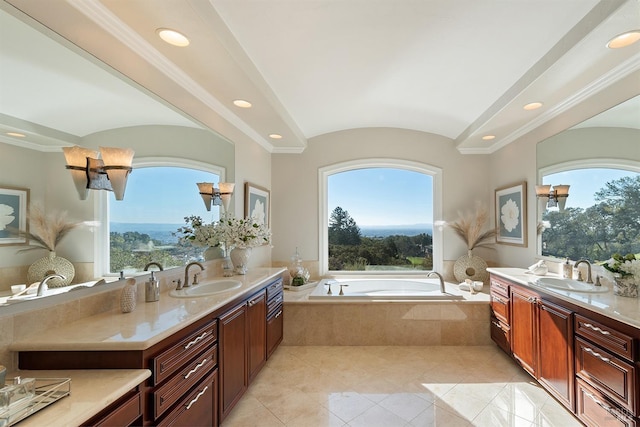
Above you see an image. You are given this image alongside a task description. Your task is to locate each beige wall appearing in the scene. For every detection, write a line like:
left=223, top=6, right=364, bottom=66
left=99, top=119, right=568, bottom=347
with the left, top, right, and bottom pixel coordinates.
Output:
left=271, top=127, right=493, bottom=271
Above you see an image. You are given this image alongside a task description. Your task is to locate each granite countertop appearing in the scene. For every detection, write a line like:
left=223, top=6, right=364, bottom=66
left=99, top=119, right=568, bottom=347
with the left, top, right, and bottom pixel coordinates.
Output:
left=487, top=267, right=640, bottom=329
left=10, top=268, right=285, bottom=352
left=6, top=369, right=150, bottom=427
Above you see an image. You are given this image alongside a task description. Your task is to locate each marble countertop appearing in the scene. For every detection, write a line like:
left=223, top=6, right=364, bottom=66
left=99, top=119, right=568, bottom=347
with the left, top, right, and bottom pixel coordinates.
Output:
left=6, top=369, right=150, bottom=427
left=10, top=268, right=285, bottom=352
left=488, top=267, right=640, bottom=329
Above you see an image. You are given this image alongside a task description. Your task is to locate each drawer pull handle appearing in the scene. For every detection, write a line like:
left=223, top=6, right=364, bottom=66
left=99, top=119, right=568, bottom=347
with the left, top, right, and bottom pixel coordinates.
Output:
left=583, top=323, right=611, bottom=336
left=184, top=332, right=207, bottom=350
left=583, top=347, right=611, bottom=363
left=185, top=386, right=208, bottom=410
left=184, top=358, right=208, bottom=379
left=491, top=321, right=504, bottom=332
left=583, top=390, right=623, bottom=421
left=275, top=310, right=283, bottom=319
left=527, top=296, right=537, bottom=303
left=492, top=296, right=506, bottom=305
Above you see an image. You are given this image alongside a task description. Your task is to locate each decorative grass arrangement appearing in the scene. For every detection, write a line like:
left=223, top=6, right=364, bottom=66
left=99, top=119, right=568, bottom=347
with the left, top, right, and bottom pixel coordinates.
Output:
left=449, top=202, right=497, bottom=250
left=17, top=203, right=80, bottom=253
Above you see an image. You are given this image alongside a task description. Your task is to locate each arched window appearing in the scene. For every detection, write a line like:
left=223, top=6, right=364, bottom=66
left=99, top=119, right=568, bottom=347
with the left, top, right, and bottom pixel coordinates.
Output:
left=99, top=158, right=226, bottom=275
left=319, top=159, right=442, bottom=275
left=539, top=159, right=640, bottom=262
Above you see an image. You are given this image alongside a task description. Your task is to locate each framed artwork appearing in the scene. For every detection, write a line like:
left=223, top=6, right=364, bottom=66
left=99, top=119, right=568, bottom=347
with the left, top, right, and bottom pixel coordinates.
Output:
left=495, top=182, right=527, bottom=247
left=0, top=185, right=29, bottom=246
left=245, top=182, right=270, bottom=226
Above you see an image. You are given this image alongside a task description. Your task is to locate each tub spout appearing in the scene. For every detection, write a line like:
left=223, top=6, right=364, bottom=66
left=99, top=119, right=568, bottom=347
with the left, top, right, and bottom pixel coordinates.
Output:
left=427, top=271, right=446, bottom=294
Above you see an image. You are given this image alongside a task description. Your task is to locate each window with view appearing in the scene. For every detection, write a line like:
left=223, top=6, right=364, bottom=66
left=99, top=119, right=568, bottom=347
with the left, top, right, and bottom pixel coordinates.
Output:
left=108, top=165, right=223, bottom=274
left=540, top=166, right=640, bottom=263
left=325, top=165, right=435, bottom=272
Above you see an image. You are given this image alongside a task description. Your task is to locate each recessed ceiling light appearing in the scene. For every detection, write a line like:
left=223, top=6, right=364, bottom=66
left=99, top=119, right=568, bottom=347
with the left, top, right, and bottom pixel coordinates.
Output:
left=157, top=28, right=190, bottom=47
left=523, top=102, right=543, bottom=111
left=607, top=30, right=640, bottom=49
left=233, top=100, right=252, bottom=108
left=6, top=132, right=25, bottom=138
left=269, top=134, right=283, bottom=139
left=482, top=135, right=496, bottom=141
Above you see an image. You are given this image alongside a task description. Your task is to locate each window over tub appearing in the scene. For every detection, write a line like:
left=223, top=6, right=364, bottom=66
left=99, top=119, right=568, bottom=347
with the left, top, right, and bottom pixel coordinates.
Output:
left=99, top=158, right=227, bottom=276
left=319, top=159, right=442, bottom=275
left=539, top=159, right=640, bottom=263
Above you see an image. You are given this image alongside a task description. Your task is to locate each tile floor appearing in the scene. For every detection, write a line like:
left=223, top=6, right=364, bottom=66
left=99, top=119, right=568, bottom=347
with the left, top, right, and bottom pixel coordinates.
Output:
left=221, top=345, right=583, bottom=426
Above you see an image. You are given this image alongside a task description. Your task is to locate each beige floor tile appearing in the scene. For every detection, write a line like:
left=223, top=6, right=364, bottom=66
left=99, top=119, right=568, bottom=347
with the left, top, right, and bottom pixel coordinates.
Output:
left=222, top=345, right=584, bottom=427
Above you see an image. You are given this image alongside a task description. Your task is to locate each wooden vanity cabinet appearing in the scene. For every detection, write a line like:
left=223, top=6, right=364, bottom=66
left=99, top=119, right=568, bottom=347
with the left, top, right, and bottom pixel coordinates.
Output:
left=82, top=387, right=143, bottom=426
left=219, top=301, right=248, bottom=422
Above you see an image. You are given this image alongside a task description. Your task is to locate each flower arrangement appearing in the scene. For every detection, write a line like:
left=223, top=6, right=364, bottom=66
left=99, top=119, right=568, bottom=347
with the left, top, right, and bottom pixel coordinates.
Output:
left=176, top=213, right=271, bottom=249
left=448, top=202, right=497, bottom=251
left=602, top=253, right=640, bottom=279
left=16, top=202, right=80, bottom=253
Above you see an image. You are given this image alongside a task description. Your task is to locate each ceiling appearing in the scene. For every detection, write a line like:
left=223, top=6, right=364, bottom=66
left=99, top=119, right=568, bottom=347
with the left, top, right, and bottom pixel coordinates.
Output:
left=1, top=0, right=639, bottom=154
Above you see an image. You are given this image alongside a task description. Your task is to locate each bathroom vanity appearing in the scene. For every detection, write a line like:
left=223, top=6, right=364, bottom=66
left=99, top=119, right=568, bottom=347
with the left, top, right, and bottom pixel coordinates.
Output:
left=9, top=268, right=285, bottom=426
left=488, top=268, right=640, bottom=427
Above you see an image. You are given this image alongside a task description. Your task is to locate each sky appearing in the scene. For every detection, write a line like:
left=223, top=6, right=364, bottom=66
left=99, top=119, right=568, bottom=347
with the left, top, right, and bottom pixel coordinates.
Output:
left=328, top=168, right=433, bottom=226
left=109, top=166, right=637, bottom=226
left=543, top=168, right=637, bottom=209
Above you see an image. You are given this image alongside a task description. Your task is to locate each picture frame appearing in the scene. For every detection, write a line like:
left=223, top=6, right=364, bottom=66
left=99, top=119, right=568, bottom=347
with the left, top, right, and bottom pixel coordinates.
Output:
left=495, top=182, right=527, bottom=247
left=0, top=185, right=29, bottom=246
left=244, top=182, right=270, bottom=227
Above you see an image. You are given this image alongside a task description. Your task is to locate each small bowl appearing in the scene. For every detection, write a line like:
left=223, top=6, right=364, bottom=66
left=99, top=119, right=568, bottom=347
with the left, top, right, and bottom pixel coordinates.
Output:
left=11, top=284, right=26, bottom=295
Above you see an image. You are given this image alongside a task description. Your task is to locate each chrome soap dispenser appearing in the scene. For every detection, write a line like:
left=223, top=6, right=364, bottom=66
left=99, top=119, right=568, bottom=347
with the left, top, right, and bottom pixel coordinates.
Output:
left=145, top=271, right=160, bottom=302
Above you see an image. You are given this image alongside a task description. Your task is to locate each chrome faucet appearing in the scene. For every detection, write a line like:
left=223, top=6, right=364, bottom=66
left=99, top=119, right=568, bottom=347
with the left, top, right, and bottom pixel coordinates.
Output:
left=143, top=262, right=164, bottom=271
left=574, top=259, right=593, bottom=284
left=37, top=273, right=66, bottom=296
left=184, top=262, right=204, bottom=287
left=427, top=271, right=446, bottom=294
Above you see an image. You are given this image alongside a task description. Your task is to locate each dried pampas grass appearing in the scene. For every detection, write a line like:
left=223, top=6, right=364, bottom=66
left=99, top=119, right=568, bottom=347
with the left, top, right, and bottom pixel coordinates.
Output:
left=449, top=202, right=497, bottom=250
left=18, top=203, right=80, bottom=252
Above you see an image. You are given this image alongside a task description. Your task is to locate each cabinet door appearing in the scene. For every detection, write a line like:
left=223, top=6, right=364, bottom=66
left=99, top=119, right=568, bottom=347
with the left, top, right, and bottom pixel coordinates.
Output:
left=157, top=369, right=218, bottom=427
left=267, top=305, right=283, bottom=359
left=247, top=290, right=267, bottom=383
left=219, top=302, right=248, bottom=422
left=510, top=286, right=537, bottom=376
left=538, top=299, right=574, bottom=410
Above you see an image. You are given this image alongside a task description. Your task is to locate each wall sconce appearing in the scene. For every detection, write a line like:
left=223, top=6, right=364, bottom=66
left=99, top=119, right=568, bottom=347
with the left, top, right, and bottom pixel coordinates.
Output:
left=197, top=182, right=235, bottom=212
left=63, top=146, right=134, bottom=201
left=536, top=184, right=570, bottom=212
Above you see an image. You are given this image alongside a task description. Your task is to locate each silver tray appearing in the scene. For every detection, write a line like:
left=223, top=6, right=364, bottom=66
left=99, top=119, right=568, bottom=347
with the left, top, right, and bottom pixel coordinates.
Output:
left=0, top=378, right=71, bottom=426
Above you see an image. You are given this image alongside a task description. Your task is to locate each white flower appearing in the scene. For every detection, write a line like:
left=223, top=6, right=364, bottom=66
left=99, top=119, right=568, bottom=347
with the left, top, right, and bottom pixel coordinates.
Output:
left=500, top=199, right=520, bottom=232
left=176, top=213, right=271, bottom=249
left=250, top=199, right=266, bottom=225
left=0, top=204, right=14, bottom=231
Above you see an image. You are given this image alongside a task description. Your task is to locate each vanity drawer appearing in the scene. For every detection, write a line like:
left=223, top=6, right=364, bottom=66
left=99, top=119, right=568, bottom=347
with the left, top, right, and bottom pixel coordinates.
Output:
left=490, top=316, right=510, bottom=355
left=153, top=345, right=217, bottom=419
left=490, top=291, right=509, bottom=324
left=490, top=276, right=510, bottom=298
left=153, top=320, right=217, bottom=385
left=267, top=292, right=284, bottom=316
left=575, top=336, right=636, bottom=413
left=266, top=278, right=283, bottom=301
left=157, top=369, right=218, bottom=427
left=266, top=304, right=283, bottom=359
left=576, top=378, right=636, bottom=427
left=575, top=314, right=634, bottom=361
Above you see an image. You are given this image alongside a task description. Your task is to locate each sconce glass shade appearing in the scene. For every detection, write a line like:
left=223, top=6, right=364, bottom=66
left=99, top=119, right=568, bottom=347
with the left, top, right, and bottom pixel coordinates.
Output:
left=99, top=147, right=134, bottom=201
left=535, top=185, right=552, bottom=197
left=553, top=185, right=570, bottom=212
left=197, top=182, right=215, bottom=211
left=63, top=146, right=99, bottom=200
left=219, top=182, right=235, bottom=212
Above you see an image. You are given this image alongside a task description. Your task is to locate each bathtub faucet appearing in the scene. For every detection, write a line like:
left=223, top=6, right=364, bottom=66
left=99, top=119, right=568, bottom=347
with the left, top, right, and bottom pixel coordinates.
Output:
left=427, top=271, right=446, bottom=294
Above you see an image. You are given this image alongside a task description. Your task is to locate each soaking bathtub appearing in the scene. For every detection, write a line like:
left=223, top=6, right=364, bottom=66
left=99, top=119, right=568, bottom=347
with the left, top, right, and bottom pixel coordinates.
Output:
left=308, top=278, right=463, bottom=300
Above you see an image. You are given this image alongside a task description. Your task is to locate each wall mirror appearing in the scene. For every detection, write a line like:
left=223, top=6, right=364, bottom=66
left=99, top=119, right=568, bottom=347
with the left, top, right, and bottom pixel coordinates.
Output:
left=536, top=95, right=640, bottom=262
left=0, top=5, right=234, bottom=302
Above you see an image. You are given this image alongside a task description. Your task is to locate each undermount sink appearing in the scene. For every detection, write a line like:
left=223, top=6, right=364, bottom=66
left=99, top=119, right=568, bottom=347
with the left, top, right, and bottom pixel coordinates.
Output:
left=532, top=277, right=609, bottom=294
left=169, top=279, right=242, bottom=298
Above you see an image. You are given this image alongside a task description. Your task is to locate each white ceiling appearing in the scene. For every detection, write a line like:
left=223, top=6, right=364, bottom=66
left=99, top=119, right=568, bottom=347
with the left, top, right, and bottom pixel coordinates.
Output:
left=1, top=0, right=639, bottom=153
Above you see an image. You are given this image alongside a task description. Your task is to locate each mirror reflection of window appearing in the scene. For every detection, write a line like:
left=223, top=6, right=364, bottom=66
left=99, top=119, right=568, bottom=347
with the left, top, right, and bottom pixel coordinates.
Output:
left=108, top=166, right=221, bottom=274
left=540, top=167, right=640, bottom=262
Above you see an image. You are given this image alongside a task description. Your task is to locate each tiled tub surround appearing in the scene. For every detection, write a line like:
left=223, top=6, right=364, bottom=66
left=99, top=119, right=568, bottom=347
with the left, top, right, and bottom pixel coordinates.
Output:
left=283, top=280, right=491, bottom=346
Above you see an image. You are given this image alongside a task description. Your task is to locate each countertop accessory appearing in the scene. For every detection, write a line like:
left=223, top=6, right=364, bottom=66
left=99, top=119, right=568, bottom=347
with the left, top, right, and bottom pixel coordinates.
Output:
left=562, top=258, right=572, bottom=279
left=120, top=278, right=137, bottom=313
left=0, top=377, right=71, bottom=426
left=145, top=271, right=160, bottom=302
left=526, top=260, right=548, bottom=276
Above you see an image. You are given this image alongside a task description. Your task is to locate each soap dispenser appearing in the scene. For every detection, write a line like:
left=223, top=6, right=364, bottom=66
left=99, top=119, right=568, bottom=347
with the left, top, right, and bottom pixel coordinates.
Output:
left=145, top=271, right=160, bottom=302
left=562, top=258, right=572, bottom=279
